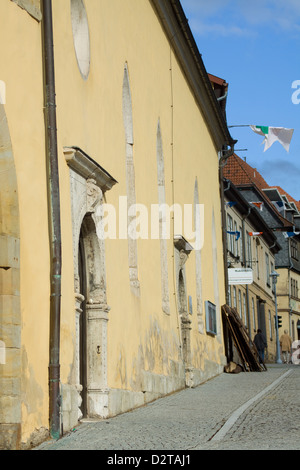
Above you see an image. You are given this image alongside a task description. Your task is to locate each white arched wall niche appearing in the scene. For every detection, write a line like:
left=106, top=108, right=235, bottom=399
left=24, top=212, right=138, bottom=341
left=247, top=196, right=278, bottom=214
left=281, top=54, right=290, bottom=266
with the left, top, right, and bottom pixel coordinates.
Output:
left=122, top=63, right=140, bottom=296
left=194, top=178, right=204, bottom=333
left=70, top=0, right=91, bottom=80
left=156, top=120, right=170, bottom=314
left=212, top=208, right=222, bottom=344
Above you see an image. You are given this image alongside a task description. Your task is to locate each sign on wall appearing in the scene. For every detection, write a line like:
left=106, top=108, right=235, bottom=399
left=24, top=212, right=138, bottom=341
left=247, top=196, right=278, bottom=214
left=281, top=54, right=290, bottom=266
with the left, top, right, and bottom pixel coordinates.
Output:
left=228, top=268, right=253, bottom=285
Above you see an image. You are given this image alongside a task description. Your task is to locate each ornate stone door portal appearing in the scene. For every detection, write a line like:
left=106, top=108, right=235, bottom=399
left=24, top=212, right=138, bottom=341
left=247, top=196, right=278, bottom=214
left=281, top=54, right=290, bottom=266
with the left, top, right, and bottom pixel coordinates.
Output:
left=64, top=147, right=117, bottom=420
left=174, top=236, right=194, bottom=388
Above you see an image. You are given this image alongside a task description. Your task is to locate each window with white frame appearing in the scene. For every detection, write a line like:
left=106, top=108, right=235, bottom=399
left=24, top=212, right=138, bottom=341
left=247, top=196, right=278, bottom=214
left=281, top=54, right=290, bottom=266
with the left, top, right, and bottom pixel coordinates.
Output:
left=256, top=243, right=260, bottom=279
left=238, top=289, right=242, bottom=318
left=227, top=214, right=234, bottom=254
left=268, top=309, right=273, bottom=340
left=234, top=220, right=238, bottom=257
left=270, top=261, right=274, bottom=292
left=252, top=297, right=256, bottom=331
left=291, top=278, right=299, bottom=298
left=239, top=226, right=243, bottom=263
left=233, top=286, right=237, bottom=308
left=266, top=253, right=270, bottom=286
left=246, top=232, right=252, bottom=268
left=243, top=292, right=247, bottom=326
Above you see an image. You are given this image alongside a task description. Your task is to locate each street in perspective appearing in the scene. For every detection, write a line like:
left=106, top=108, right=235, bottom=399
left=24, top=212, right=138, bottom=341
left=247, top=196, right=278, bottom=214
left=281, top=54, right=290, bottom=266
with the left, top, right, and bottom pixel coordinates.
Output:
left=2, top=1, right=300, bottom=452
left=36, top=364, right=300, bottom=452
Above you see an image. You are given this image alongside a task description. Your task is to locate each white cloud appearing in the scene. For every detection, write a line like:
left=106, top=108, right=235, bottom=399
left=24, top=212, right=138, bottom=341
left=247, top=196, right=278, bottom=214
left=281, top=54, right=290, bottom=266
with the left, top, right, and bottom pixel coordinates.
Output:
left=257, top=158, right=300, bottom=201
left=188, top=20, right=255, bottom=37
left=182, top=0, right=230, bottom=17
left=181, top=0, right=300, bottom=37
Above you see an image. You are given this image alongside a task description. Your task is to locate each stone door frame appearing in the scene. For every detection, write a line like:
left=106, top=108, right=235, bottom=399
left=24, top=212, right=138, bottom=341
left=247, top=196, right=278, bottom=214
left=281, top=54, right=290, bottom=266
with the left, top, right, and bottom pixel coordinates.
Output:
left=174, top=236, right=194, bottom=387
left=64, top=147, right=117, bottom=420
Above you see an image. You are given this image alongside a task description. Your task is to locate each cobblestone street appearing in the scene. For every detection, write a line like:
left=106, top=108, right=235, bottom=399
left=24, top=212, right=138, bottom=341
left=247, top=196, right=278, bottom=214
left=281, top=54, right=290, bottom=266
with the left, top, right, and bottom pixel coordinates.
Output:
left=36, top=364, right=300, bottom=452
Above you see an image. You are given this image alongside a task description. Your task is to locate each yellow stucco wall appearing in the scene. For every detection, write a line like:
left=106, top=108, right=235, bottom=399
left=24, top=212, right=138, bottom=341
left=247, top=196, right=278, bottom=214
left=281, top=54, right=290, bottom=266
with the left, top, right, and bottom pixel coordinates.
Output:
left=0, top=1, right=49, bottom=445
left=277, top=268, right=300, bottom=342
left=0, top=0, right=227, bottom=447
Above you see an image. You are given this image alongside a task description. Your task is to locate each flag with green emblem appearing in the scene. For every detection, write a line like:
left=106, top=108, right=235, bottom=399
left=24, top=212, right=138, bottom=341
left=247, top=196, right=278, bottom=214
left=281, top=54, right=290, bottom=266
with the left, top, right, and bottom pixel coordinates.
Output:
left=250, top=125, right=294, bottom=152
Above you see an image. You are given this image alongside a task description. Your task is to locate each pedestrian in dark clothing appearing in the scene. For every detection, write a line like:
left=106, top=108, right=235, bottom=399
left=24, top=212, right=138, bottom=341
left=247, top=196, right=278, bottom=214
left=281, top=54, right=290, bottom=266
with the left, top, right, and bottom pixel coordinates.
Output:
left=253, top=329, right=267, bottom=363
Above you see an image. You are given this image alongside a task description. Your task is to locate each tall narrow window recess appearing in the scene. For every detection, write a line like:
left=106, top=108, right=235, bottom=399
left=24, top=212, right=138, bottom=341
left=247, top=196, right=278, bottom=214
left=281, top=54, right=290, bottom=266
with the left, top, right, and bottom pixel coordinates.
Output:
left=122, top=63, right=139, bottom=295
left=122, top=64, right=134, bottom=145
left=71, top=0, right=91, bottom=80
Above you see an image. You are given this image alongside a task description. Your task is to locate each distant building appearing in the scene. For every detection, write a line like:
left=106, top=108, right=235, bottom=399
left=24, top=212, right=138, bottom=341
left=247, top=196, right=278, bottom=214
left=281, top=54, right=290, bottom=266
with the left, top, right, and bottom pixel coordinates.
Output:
left=224, top=179, right=281, bottom=362
left=224, top=154, right=300, bottom=345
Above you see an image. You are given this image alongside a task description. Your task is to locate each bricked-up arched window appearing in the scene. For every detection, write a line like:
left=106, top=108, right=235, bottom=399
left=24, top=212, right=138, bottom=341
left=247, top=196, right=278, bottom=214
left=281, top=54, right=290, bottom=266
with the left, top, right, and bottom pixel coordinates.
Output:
left=122, top=64, right=139, bottom=295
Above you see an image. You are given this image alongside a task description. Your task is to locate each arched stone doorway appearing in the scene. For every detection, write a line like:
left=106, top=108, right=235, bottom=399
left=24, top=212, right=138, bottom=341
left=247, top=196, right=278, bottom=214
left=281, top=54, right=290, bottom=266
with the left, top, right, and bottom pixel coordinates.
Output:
left=174, top=236, right=194, bottom=388
left=78, top=214, right=110, bottom=418
left=64, top=147, right=117, bottom=423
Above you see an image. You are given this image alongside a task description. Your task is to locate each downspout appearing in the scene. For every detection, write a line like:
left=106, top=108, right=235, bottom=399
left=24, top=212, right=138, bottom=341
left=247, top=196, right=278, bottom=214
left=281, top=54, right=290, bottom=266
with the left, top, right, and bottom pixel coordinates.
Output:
left=217, top=91, right=228, bottom=102
left=288, top=240, right=294, bottom=335
left=219, top=144, right=235, bottom=304
left=219, top=149, right=234, bottom=366
left=242, top=208, right=251, bottom=338
left=41, top=0, right=62, bottom=440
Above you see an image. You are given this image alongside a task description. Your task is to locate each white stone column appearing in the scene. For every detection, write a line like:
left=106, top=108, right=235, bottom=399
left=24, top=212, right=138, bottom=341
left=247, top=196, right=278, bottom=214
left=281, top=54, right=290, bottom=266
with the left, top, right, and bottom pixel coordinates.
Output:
left=74, top=293, right=84, bottom=420
left=86, top=302, right=110, bottom=418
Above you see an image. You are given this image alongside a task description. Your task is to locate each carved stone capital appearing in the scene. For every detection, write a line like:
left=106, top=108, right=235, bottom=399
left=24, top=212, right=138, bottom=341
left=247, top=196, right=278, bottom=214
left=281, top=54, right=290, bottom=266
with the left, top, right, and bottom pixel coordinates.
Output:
left=86, top=178, right=103, bottom=213
left=174, top=235, right=193, bottom=269
left=178, top=250, right=188, bottom=269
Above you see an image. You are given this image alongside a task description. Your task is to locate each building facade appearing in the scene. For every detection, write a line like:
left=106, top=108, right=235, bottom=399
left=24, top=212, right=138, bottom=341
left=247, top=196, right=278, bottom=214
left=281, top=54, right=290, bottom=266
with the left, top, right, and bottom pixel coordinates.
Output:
left=0, top=0, right=235, bottom=449
left=223, top=154, right=300, bottom=353
left=224, top=180, right=281, bottom=361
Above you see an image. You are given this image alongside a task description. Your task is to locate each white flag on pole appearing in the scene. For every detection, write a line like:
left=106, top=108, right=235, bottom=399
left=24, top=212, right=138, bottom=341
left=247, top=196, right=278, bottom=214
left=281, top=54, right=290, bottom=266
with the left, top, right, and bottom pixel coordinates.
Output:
left=250, top=125, right=294, bottom=152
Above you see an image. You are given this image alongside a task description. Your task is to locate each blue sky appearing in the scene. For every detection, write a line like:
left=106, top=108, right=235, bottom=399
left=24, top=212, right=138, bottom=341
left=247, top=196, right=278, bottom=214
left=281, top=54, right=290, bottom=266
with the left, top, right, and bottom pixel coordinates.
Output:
left=180, top=0, right=300, bottom=201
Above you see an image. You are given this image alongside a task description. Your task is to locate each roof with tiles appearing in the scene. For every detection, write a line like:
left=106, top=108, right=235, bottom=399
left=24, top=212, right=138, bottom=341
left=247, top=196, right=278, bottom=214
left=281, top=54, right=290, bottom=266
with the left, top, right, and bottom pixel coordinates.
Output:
left=223, top=154, right=300, bottom=209
left=223, top=154, right=299, bottom=227
left=222, top=154, right=269, bottom=189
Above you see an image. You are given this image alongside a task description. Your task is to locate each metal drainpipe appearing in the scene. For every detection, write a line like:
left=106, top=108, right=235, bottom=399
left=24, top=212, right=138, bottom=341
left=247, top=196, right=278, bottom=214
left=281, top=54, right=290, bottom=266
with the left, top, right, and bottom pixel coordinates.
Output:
left=219, top=145, right=235, bottom=305
left=242, top=208, right=251, bottom=338
left=41, top=0, right=62, bottom=440
left=288, top=240, right=294, bottom=335
left=219, top=168, right=229, bottom=304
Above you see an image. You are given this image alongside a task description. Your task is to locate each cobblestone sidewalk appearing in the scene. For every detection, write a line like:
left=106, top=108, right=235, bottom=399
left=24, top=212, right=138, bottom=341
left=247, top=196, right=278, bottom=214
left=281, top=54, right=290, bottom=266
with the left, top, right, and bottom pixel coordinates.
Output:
left=36, top=364, right=300, bottom=451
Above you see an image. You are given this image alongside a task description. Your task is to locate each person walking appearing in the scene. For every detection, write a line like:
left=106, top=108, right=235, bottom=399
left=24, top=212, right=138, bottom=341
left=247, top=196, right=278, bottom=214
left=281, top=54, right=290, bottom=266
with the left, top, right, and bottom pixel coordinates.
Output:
left=253, top=329, right=267, bottom=363
left=280, top=329, right=292, bottom=363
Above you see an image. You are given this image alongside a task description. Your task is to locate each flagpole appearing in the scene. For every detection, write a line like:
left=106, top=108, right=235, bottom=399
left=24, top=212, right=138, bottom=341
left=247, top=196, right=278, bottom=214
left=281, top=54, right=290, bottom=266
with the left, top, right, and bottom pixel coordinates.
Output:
left=228, top=125, right=251, bottom=128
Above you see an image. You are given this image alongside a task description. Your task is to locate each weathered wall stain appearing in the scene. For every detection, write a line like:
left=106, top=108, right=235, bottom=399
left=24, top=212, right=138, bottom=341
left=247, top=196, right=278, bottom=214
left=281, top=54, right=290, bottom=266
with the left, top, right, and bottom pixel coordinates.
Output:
left=130, top=345, right=144, bottom=392
left=129, top=317, right=182, bottom=391
left=21, top=348, right=44, bottom=416
left=20, top=348, right=46, bottom=448
left=115, top=345, right=128, bottom=388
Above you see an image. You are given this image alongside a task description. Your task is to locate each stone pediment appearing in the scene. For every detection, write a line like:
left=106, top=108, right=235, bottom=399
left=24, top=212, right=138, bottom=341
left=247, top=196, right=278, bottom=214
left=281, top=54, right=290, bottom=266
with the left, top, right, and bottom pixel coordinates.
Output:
left=64, top=146, right=117, bottom=193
